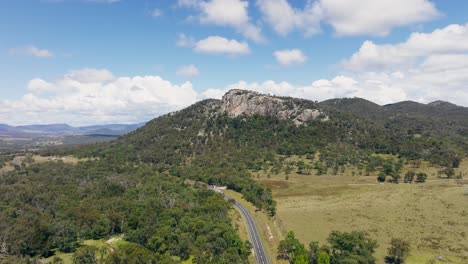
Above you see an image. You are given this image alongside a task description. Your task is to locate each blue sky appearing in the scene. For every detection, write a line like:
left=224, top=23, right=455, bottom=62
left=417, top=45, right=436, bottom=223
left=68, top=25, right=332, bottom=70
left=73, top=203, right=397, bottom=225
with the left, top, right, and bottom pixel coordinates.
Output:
left=1, top=0, right=468, bottom=125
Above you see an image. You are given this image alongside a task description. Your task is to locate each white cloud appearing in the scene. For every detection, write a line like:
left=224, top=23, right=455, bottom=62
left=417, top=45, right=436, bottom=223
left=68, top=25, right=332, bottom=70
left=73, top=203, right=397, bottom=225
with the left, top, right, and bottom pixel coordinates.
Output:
left=201, top=36, right=468, bottom=107
left=257, top=0, right=439, bottom=37
left=65, top=68, right=115, bottom=83
left=177, top=65, right=200, bottom=77
left=178, top=0, right=264, bottom=43
left=200, top=73, right=440, bottom=107
left=274, top=49, right=307, bottom=66
left=151, top=8, right=163, bottom=18
left=0, top=69, right=198, bottom=126
left=319, top=0, right=439, bottom=36
left=343, top=23, right=468, bottom=71
left=177, top=33, right=196, bottom=47
left=200, top=76, right=406, bottom=104
left=256, top=0, right=322, bottom=36
left=194, top=36, right=250, bottom=55
left=27, top=79, right=56, bottom=93
left=9, top=45, right=54, bottom=58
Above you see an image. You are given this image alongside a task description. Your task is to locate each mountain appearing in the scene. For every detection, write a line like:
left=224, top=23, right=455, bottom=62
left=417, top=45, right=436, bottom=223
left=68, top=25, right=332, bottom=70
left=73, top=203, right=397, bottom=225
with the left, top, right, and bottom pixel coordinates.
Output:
left=0, top=124, right=15, bottom=132
left=79, top=123, right=145, bottom=134
left=320, top=97, right=386, bottom=121
left=65, top=90, right=465, bottom=202
left=0, top=122, right=146, bottom=151
left=320, top=97, right=468, bottom=145
left=16, top=124, right=81, bottom=134
left=85, top=90, right=463, bottom=165
left=0, top=122, right=146, bottom=136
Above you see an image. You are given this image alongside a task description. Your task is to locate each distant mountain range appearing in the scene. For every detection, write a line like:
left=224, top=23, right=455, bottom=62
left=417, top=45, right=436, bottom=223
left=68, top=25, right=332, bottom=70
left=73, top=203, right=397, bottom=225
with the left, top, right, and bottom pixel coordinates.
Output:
left=0, top=122, right=146, bottom=137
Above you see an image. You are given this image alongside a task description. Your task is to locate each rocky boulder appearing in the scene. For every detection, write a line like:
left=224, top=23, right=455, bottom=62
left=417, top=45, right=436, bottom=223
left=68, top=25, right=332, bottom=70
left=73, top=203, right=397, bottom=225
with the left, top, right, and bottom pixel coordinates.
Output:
left=220, top=89, right=326, bottom=125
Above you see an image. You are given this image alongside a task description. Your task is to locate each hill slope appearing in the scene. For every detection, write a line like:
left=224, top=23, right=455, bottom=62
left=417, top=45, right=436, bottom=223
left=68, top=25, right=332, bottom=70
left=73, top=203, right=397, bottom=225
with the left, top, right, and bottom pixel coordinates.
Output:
left=64, top=90, right=466, bottom=211
left=321, top=97, right=468, bottom=158
left=3, top=89, right=467, bottom=263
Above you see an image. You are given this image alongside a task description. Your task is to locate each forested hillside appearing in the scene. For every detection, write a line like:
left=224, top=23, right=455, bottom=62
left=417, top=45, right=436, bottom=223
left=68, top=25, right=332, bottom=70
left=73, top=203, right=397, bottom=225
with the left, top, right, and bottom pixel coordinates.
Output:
left=321, top=97, right=468, bottom=155
left=69, top=90, right=465, bottom=180
left=1, top=89, right=467, bottom=263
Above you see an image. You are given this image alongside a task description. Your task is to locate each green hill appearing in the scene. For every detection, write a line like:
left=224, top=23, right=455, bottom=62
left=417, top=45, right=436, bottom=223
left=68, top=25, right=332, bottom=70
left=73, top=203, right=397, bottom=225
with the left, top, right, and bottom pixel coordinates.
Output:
left=2, top=89, right=467, bottom=263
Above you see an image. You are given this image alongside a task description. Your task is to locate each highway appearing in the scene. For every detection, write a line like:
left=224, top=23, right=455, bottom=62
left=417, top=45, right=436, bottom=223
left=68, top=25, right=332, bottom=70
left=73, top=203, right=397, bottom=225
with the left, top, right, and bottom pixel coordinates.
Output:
left=224, top=193, right=271, bottom=264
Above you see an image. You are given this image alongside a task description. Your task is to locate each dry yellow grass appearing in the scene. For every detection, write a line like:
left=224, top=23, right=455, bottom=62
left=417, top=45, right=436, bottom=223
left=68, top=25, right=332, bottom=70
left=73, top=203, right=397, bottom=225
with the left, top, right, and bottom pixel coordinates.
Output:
left=254, top=158, right=468, bottom=264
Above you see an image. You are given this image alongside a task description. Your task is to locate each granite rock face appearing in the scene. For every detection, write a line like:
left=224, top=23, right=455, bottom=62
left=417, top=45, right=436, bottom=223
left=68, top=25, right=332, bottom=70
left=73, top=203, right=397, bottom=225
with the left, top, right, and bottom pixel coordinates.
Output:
left=220, top=89, right=326, bottom=125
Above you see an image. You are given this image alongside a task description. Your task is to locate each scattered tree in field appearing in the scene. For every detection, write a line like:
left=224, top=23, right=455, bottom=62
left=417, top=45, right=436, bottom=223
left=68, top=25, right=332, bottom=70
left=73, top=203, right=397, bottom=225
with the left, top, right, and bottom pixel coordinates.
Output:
left=440, top=166, right=455, bottom=179
left=314, top=162, right=327, bottom=176
left=277, top=231, right=309, bottom=263
left=327, top=231, right=378, bottom=264
left=404, top=171, right=415, bottom=183
left=385, top=238, right=410, bottom=264
left=415, top=172, right=428, bottom=183
left=383, top=161, right=394, bottom=176
left=377, top=172, right=387, bottom=183
left=395, top=159, right=404, bottom=173
left=278, top=231, right=377, bottom=264
left=297, top=161, right=306, bottom=174
left=392, top=173, right=401, bottom=184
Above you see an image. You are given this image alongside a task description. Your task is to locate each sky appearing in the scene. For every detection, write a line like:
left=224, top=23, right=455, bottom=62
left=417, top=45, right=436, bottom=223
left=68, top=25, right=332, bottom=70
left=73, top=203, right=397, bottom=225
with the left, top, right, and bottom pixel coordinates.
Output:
left=1, top=0, right=468, bottom=126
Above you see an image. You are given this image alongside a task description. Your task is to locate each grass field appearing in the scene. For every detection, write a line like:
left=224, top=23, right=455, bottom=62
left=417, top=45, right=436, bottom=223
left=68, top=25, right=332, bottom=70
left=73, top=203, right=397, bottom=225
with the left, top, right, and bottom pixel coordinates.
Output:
left=0, top=155, right=94, bottom=175
left=42, top=237, right=125, bottom=264
left=254, top=158, right=468, bottom=264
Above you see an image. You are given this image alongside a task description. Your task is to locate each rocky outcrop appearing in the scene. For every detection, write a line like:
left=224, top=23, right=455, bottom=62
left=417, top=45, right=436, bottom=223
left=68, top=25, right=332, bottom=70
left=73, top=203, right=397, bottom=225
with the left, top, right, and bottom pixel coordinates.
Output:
left=220, top=89, right=326, bottom=125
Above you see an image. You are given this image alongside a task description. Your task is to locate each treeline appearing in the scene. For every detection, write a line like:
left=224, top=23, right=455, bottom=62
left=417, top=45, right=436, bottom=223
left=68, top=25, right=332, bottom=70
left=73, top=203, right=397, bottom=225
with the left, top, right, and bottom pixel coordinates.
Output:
left=0, top=160, right=250, bottom=263
left=278, top=231, right=410, bottom=264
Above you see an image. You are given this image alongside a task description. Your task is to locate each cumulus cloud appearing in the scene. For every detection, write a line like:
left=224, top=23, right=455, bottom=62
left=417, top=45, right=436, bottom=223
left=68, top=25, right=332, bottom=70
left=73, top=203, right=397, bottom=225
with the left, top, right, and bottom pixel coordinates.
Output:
left=200, top=76, right=407, bottom=105
left=177, top=0, right=264, bottom=42
left=65, top=68, right=115, bottom=83
left=177, top=65, right=200, bottom=77
left=257, top=0, right=322, bottom=36
left=256, top=23, right=465, bottom=106
left=194, top=36, right=250, bottom=55
left=319, top=0, right=439, bottom=36
left=0, top=69, right=198, bottom=126
left=9, top=45, right=54, bottom=58
left=335, top=23, right=468, bottom=106
left=201, top=23, right=468, bottom=106
left=274, top=49, right=307, bottom=66
left=257, top=0, right=439, bottom=37
left=343, top=23, right=468, bottom=71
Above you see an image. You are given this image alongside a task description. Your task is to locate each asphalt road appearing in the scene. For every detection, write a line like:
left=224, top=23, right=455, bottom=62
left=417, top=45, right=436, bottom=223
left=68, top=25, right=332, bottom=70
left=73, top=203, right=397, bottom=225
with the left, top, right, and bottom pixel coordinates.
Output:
left=225, top=194, right=271, bottom=264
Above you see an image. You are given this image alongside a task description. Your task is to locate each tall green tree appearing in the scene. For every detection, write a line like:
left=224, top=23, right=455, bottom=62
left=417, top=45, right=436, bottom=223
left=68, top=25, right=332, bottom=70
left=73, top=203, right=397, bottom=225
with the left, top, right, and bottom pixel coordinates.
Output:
left=317, top=251, right=330, bottom=264
left=385, top=238, right=410, bottom=264
left=415, top=172, right=428, bottom=183
left=327, top=231, right=378, bottom=264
